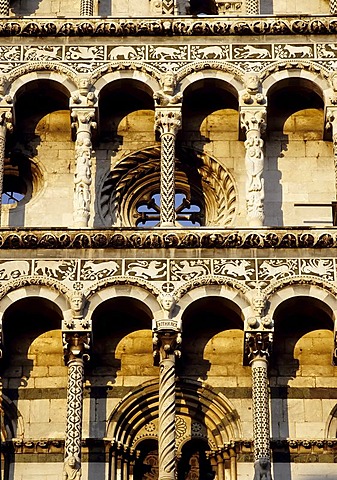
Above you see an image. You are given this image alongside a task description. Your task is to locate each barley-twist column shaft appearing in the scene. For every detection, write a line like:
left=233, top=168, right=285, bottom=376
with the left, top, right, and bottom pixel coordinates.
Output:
left=0, top=0, right=9, bottom=16
left=330, top=0, right=337, bottom=14
left=155, top=108, right=181, bottom=227
left=0, top=110, right=13, bottom=225
left=159, top=351, right=176, bottom=480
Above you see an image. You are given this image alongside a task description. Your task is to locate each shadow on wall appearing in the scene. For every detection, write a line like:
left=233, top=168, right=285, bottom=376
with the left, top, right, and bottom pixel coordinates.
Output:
left=260, top=0, right=274, bottom=14
left=270, top=296, right=335, bottom=480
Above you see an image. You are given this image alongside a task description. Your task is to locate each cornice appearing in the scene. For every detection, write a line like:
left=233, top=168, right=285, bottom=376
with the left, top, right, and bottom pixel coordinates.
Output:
left=0, top=15, right=337, bottom=37
left=0, top=227, right=336, bottom=249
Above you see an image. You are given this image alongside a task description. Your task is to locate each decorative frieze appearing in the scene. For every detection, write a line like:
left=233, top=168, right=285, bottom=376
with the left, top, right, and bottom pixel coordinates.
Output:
left=0, top=228, right=336, bottom=250
left=1, top=17, right=337, bottom=38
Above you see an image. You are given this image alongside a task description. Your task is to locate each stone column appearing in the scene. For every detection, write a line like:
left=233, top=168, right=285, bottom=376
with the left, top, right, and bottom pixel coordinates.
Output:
left=0, top=109, right=13, bottom=224
left=154, top=71, right=182, bottom=228
left=63, top=332, right=90, bottom=479
left=153, top=293, right=181, bottom=480
left=71, top=108, right=97, bottom=228
left=325, top=107, right=337, bottom=198
left=240, top=107, right=267, bottom=227
left=246, top=0, right=259, bottom=14
left=80, top=0, right=93, bottom=15
left=0, top=0, right=9, bottom=16
left=245, top=332, right=272, bottom=480
left=330, top=0, right=337, bottom=14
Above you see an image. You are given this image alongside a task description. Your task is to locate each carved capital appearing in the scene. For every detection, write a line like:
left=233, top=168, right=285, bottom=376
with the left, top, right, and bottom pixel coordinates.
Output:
left=153, top=331, right=181, bottom=365
left=154, top=71, right=182, bottom=107
left=245, top=332, right=272, bottom=364
left=240, top=107, right=266, bottom=135
left=0, top=108, right=13, bottom=134
left=71, top=108, right=97, bottom=136
left=63, top=332, right=90, bottom=364
left=155, top=107, right=182, bottom=136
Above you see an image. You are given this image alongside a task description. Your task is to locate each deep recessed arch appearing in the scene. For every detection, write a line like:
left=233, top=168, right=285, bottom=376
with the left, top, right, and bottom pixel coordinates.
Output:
left=107, top=378, right=242, bottom=450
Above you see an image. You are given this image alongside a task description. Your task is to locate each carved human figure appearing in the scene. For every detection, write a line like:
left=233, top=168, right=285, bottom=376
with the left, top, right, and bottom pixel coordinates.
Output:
left=63, top=456, right=82, bottom=480
left=158, top=293, right=176, bottom=319
left=252, top=289, right=266, bottom=317
left=70, top=292, right=84, bottom=318
left=246, top=73, right=260, bottom=94
left=253, top=457, right=272, bottom=480
left=154, top=71, right=182, bottom=107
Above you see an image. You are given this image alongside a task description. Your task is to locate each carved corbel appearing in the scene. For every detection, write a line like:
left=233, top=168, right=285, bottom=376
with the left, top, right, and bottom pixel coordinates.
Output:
left=241, top=74, right=266, bottom=106
left=153, top=293, right=181, bottom=365
left=154, top=71, right=182, bottom=108
left=247, top=288, right=273, bottom=330
left=64, top=291, right=90, bottom=330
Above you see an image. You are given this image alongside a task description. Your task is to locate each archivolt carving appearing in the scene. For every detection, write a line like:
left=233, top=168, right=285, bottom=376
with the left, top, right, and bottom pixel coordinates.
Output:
left=84, top=275, right=161, bottom=300
left=0, top=275, right=71, bottom=302
left=99, top=146, right=238, bottom=227
left=7, top=62, right=79, bottom=89
left=264, top=275, right=337, bottom=306
left=259, top=59, right=330, bottom=84
left=175, top=275, right=252, bottom=299
left=107, top=378, right=241, bottom=449
left=176, top=61, right=244, bottom=85
left=91, top=61, right=162, bottom=86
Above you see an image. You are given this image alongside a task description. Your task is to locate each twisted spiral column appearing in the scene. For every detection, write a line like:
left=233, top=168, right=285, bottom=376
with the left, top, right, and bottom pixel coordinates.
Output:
left=158, top=354, right=176, bottom=480
left=331, top=0, right=337, bottom=14
left=0, top=0, right=9, bottom=16
left=155, top=107, right=181, bottom=227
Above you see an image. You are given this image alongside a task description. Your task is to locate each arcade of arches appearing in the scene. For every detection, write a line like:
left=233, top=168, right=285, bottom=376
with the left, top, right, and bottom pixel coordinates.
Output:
left=0, top=1, right=337, bottom=480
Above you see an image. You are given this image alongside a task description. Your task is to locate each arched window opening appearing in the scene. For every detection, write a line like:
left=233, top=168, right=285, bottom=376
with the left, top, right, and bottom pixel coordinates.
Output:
left=2, top=174, right=26, bottom=205
left=136, top=193, right=202, bottom=227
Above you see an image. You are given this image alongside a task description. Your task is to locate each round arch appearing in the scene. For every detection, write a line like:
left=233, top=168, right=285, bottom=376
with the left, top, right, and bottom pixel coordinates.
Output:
left=261, top=66, right=331, bottom=104
left=93, top=70, right=160, bottom=99
left=107, top=378, right=242, bottom=450
left=85, top=281, right=161, bottom=323
left=265, top=280, right=337, bottom=322
left=8, top=70, right=76, bottom=102
left=326, top=404, right=337, bottom=438
left=0, top=281, right=69, bottom=325
left=178, top=66, right=245, bottom=98
left=176, top=280, right=251, bottom=324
